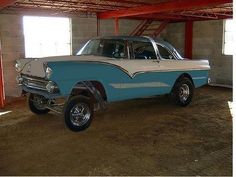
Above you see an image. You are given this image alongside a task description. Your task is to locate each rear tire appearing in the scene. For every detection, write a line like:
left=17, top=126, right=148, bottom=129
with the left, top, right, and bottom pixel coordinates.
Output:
left=64, top=95, right=94, bottom=132
left=172, top=77, right=194, bottom=106
left=28, top=93, right=50, bottom=114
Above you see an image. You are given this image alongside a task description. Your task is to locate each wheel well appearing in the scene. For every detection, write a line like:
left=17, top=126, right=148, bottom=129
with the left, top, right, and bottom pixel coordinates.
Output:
left=71, top=81, right=107, bottom=101
left=91, top=81, right=107, bottom=101
left=174, top=73, right=194, bottom=88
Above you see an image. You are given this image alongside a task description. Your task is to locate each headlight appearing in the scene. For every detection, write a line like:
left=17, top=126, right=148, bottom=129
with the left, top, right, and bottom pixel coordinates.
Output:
left=15, top=60, right=22, bottom=72
left=45, top=67, right=53, bottom=79
left=46, top=81, right=59, bottom=93
left=16, top=75, right=23, bottom=85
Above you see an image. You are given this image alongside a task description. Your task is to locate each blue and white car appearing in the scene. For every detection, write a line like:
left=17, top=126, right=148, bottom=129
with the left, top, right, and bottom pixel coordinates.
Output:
left=15, top=36, right=210, bottom=131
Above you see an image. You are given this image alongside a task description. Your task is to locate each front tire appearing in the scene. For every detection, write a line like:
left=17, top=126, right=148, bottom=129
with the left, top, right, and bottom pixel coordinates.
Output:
left=28, top=93, right=50, bottom=114
left=64, top=95, right=94, bottom=131
left=172, top=77, right=194, bottom=106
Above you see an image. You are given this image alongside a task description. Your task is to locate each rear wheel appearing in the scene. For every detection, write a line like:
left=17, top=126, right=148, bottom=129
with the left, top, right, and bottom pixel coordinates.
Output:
left=28, top=93, right=50, bottom=114
left=64, top=95, right=94, bottom=131
left=172, top=77, right=194, bottom=106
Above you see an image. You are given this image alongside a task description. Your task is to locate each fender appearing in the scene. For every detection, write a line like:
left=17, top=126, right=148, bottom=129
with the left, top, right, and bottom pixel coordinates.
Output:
left=71, top=81, right=106, bottom=110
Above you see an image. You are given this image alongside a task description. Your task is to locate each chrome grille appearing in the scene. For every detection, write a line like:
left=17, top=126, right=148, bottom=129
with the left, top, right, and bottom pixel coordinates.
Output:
left=22, top=75, right=48, bottom=91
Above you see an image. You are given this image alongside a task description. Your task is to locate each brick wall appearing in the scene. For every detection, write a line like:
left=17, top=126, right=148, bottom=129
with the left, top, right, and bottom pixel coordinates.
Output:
left=161, top=20, right=233, bottom=86
left=0, top=14, right=24, bottom=96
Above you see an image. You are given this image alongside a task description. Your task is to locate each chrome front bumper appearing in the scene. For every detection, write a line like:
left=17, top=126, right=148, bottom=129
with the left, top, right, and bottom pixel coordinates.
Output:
left=17, top=75, right=49, bottom=91
left=17, top=75, right=60, bottom=98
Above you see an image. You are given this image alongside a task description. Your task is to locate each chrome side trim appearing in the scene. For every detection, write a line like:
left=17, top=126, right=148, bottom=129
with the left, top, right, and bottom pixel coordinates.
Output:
left=110, top=82, right=170, bottom=89
left=72, top=60, right=210, bottom=79
left=132, top=68, right=209, bottom=78
left=192, top=76, right=207, bottom=80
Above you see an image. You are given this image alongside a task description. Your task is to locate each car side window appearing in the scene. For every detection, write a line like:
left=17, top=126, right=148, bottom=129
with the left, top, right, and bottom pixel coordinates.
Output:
left=132, top=41, right=157, bottom=59
left=157, top=44, right=175, bottom=59
left=79, top=39, right=127, bottom=59
left=99, top=40, right=127, bottom=59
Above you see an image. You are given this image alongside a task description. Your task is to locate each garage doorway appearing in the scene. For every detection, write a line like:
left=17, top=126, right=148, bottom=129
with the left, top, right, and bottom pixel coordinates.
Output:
left=23, top=16, right=71, bottom=58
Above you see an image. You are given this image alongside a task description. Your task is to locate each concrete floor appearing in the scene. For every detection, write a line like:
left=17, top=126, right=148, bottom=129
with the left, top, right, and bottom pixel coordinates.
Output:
left=0, top=86, right=232, bottom=175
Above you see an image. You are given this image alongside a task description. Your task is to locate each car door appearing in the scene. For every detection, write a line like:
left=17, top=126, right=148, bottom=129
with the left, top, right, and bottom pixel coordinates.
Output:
left=116, top=40, right=169, bottom=100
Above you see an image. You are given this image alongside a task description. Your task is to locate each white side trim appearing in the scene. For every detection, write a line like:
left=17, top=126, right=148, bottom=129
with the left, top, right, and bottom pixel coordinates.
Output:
left=110, top=82, right=169, bottom=89
left=19, top=55, right=210, bottom=79
left=192, top=76, right=207, bottom=80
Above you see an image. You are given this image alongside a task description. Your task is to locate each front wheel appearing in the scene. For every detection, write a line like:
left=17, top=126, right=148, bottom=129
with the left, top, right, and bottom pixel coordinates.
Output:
left=28, top=93, right=50, bottom=114
left=172, top=77, right=194, bottom=106
left=64, top=95, right=94, bottom=131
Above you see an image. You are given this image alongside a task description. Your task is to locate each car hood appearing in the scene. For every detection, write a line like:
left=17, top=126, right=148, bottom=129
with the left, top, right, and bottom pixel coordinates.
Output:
left=17, top=55, right=112, bottom=78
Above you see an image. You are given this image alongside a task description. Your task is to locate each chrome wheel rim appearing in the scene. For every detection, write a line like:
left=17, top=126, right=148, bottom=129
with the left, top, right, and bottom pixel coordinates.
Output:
left=32, top=95, right=47, bottom=110
left=179, top=84, right=190, bottom=102
left=70, top=103, right=91, bottom=126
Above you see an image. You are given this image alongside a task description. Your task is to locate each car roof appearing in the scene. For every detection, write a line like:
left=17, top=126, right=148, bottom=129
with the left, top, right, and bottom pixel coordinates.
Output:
left=95, top=35, right=150, bottom=42
left=95, top=36, right=171, bottom=46
left=94, top=35, right=177, bottom=52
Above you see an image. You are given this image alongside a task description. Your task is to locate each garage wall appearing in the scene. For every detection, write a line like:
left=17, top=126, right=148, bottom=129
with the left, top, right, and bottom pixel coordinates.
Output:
left=99, top=19, right=140, bottom=36
left=0, top=14, right=24, bottom=96
left=162, top=20, right=233, bottom=86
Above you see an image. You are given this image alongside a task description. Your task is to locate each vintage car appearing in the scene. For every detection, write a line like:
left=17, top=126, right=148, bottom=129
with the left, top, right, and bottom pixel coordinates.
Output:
left=15, top=36, right=210, bottom=131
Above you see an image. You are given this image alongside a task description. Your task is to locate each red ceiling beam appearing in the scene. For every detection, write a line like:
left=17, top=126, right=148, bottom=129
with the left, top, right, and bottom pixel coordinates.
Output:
left=100, top=0, right=149, bottom=5
left=133, top=14, right=190, bottom=21
left=0, top=0, right=17, bottom=9
left=14, top=2, right=125, bottom=11
left=98, top=0, right=232, bottom=19
left=11, top=5, right=104, bottom=12
left=3, top=6, right=102, bottom=15
left=126, top=14, right=232, bottom=22
left=38, top=0, right=148, bottom=5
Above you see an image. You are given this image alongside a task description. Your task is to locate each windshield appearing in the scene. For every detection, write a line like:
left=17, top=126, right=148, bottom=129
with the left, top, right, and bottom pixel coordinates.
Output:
left=77, top=39, right=127, bottom=59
